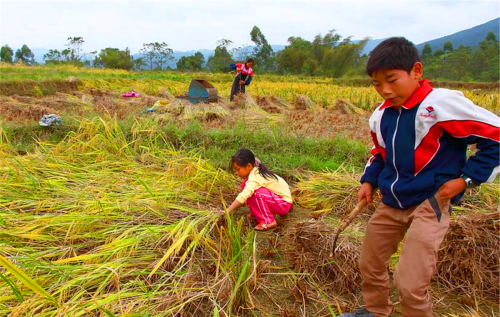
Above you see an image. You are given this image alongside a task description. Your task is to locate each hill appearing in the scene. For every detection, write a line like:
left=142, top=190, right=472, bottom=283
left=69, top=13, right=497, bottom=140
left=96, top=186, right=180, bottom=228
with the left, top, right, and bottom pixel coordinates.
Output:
left=416, top=17, right=499, bottom=52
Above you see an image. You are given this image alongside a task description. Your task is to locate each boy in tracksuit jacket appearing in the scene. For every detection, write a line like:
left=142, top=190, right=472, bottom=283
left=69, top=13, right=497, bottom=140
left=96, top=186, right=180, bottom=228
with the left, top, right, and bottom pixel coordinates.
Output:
left=229, top=58, right=254, bottom=101
left=340, top=38, right=500, bottom=317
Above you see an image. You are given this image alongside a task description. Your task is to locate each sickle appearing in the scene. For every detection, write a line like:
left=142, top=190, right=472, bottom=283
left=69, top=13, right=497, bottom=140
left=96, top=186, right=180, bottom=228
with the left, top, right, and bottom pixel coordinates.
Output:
left=330, top=198, right=368, bottom=257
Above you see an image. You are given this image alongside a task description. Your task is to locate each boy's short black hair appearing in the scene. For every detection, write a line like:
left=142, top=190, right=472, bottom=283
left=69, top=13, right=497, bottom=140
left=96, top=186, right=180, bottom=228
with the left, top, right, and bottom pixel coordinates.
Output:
left=246, top=58, right=254, bottom=64
left=366, top=37, right=420, bottom=77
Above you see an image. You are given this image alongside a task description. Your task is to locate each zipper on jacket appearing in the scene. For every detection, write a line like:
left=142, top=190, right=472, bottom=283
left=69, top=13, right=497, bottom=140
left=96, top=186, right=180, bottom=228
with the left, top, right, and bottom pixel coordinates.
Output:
left=390, top=108, right=404, bottom=209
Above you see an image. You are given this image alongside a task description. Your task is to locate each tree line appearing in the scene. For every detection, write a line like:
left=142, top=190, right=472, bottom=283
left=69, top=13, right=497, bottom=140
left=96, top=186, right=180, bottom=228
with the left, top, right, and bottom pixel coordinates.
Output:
left=0, top=28, right=498, bottom=82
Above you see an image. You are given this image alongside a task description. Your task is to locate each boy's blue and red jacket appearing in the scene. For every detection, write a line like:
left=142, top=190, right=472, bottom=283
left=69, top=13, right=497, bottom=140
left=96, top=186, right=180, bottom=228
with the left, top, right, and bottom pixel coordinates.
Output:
left=361, top=79, right=500, bottom=209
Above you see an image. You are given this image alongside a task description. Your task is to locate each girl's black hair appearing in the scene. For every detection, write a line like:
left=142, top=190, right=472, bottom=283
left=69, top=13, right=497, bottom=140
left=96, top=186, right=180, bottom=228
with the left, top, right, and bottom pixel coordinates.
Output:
left=366, top=37, right=420, bottom=77
left=231, top=148, right=278, bottom=180
left=246, top=58, right=254, bottom=64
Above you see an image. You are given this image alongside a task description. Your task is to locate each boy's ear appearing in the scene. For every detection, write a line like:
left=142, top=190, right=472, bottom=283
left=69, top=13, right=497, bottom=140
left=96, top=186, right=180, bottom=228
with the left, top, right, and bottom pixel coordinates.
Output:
left=412, top=62, right=423, bottom=79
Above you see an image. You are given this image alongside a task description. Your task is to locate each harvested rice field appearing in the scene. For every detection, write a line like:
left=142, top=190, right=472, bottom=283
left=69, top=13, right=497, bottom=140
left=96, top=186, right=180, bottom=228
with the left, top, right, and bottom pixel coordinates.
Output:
left=0, top=64, right=499, bottom=317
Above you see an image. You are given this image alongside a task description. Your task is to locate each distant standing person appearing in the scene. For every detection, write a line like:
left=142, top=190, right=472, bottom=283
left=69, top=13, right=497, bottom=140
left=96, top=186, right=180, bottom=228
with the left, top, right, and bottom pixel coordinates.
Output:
left=229, top=58, right=254, bottom=101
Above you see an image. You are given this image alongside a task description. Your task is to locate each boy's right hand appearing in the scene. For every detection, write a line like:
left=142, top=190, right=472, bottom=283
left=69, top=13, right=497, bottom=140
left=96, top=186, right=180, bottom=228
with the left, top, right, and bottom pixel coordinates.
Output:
left=358, top=182, right=374, bottom=204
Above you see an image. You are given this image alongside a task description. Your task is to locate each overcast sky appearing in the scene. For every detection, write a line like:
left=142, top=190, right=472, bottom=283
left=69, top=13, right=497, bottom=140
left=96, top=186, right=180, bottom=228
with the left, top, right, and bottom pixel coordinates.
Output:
left=1, top=0, right=498, bottom=53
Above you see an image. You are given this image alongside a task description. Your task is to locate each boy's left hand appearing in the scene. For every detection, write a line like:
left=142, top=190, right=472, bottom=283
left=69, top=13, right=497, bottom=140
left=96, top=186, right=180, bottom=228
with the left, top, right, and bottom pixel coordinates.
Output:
left=438, top=178, right=467, bottom=200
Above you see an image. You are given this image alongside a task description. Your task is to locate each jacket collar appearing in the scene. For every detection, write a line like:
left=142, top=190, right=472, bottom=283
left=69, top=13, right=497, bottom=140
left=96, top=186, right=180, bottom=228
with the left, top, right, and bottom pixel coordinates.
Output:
left=379, top=79, right=433, bottom=110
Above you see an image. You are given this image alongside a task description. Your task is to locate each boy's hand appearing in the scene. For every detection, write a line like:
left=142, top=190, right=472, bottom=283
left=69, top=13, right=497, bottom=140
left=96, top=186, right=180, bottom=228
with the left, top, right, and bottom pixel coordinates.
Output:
left=358, top=182, right=374, bottom=204
left=239, top=80, right=245, bottom=85
left=438, top=178, right=467, bottom=200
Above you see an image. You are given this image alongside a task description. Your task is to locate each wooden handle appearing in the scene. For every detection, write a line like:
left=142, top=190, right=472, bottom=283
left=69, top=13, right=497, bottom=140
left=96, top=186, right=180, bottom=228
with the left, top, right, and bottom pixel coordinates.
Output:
left=330, top=198, right=368, bottom=257
left=339, top=198, right=368, bottom=231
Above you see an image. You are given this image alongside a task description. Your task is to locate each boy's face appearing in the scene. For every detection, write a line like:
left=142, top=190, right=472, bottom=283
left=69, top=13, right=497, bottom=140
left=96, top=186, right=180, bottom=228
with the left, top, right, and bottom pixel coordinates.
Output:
left=371, top=63, right=423, bottom=107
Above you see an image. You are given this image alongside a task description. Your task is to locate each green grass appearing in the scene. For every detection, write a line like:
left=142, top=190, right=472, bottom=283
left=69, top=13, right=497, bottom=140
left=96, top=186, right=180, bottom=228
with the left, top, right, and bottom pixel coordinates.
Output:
left=2, top=117, right=369, bottom=181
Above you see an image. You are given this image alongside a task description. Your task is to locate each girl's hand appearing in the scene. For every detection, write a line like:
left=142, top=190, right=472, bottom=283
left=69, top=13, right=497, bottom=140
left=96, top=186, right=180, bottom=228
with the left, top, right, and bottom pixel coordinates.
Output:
left=438, top=178, right=467, bottom=200
left=358, top=182, right=374, bottom=204
left=239, top=80, right=245, bottom=85
left=226, top=200, right=243, bottom=213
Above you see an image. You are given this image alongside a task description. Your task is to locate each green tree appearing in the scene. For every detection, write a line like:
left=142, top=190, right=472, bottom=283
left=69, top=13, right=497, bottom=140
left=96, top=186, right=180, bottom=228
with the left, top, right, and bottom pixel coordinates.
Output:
left=420, top=44, right=440, bottom=78
left=311, top=30, right=341, bottom=62
left=443, top=41, right=453, bottom=54
left=471, top=31, right=499, bottom=82
left=43, top=49, right=63, bottom=64
left=302, top=58, right=319, bottom=76
left=14, top=44, right=36, bottom=65
left=140, top=43, right=156, bottom=71
left=94, top=47, right=134, bottom=70
left=206, top=39, right=233, bottom=72
left=61, top=49, right=72, bottom=62
left=133, top=57, right=145, bottom=71
left=65, top=36, right=85, bottom=63
left=140, top=42, right=174, bottom=70
left=276, top=36, right=312, bottom=74
left=445, top=45, right=473, bottom=80
left=250, top=26, right=274, bottom=71
left=433, top=49, right=444, bottom=57
left=0, top=45, right=14, bottom=63
left=421, top=44, right=432, bottom=62
left=321, top=36, right=368, bottom=78
left=276, top=31, right=367, bottom=77
left=176, top=52, right=205, bottom=71
left=85, top=51, right=98, bottom=67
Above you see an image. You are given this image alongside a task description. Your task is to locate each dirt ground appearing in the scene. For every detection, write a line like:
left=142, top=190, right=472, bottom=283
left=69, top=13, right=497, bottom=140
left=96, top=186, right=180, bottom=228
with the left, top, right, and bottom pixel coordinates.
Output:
left=0, top=90, right=371, bottom=146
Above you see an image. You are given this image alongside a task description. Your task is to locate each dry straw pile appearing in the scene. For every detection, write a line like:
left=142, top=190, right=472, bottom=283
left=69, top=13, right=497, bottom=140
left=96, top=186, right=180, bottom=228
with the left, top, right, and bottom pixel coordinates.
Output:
left=436, top=211, right=499, bottom=301
left=286, top=220, right=363, bottom=294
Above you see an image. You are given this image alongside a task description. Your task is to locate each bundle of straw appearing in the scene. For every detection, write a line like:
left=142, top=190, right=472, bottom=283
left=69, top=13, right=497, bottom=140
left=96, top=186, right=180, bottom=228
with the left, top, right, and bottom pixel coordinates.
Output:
left=335, top=99, right=366, bottom=115
left=255, top=96, right=289, bottom=113
left=293, top=169, right=377, bottom=218
left=436, top=211, right=500, bottom=301
left=154, top=99, right=189, bottom=116
left=294, top=95, right=319, bottom=111
left=231, top=93, right=261, bottom=110
left=286, top=220, right=363, bottom=294
left=181, top=104, right=229, bottom=122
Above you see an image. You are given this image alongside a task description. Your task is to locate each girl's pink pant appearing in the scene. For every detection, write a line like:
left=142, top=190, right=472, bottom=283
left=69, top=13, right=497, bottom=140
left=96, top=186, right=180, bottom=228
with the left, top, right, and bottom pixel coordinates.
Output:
left=241, top=179, right=292, bottom=224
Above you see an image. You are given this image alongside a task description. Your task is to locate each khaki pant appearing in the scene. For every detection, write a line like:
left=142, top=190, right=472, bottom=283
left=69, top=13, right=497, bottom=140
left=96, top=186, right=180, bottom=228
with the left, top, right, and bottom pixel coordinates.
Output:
left=359, top=193, right=451, bottom=317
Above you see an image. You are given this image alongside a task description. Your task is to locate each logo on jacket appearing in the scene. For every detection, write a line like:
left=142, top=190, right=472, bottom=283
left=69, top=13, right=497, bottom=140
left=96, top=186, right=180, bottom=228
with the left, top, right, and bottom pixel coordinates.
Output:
left=419, top=106, right=437, bottom=119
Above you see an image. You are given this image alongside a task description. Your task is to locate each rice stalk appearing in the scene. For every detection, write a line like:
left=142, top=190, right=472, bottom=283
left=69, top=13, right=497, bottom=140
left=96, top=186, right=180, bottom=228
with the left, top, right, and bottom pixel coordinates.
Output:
left=0, top=118, right=244, bottom=316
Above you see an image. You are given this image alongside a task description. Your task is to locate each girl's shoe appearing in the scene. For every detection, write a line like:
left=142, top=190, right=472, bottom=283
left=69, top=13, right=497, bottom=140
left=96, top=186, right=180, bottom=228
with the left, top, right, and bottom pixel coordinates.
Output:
left=254, top=221, right=277, bottom=231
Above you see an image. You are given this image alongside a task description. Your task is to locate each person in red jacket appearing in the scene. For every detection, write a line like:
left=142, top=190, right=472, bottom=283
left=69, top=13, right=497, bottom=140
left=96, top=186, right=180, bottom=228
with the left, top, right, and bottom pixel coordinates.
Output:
left=340, top=37, right=500, bottom=317
left=229, top=58, right=254, bottom=101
